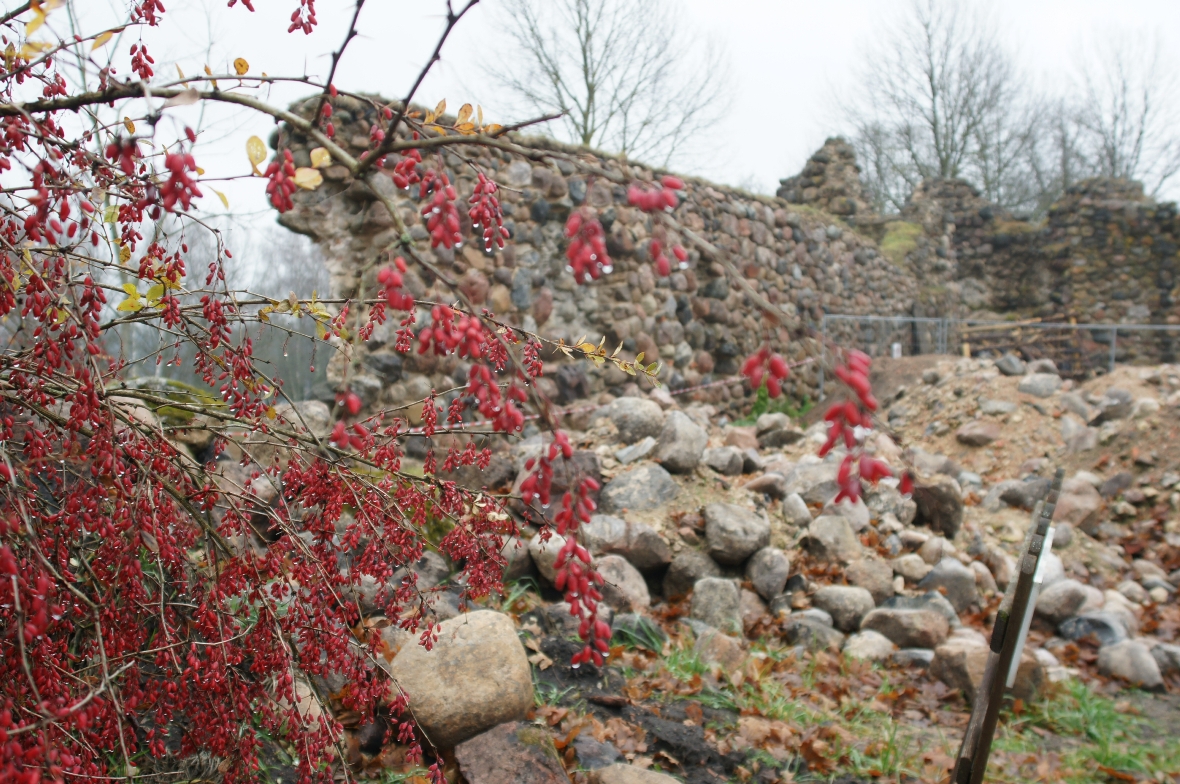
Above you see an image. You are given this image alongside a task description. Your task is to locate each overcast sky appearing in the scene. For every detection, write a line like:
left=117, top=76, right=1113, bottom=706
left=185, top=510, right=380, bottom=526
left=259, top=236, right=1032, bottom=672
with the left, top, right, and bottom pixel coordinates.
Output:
left=113, top=0, right=1180, bottom=228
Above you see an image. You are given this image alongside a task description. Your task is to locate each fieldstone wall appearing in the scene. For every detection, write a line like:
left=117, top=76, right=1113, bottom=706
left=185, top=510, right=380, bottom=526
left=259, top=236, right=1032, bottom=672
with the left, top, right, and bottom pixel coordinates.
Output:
left=270, top=97, right=916, bottom=415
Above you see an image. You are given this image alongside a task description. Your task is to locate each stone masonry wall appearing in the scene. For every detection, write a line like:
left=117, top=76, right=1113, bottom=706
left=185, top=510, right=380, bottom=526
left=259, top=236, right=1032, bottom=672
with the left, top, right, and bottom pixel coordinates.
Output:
left=270, top=97, right=916, bottom=415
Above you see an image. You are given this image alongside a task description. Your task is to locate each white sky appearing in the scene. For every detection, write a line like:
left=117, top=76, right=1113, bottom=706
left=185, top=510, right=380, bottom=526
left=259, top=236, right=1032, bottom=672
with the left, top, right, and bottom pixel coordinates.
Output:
left=48, top=0, right=1180, bottom=228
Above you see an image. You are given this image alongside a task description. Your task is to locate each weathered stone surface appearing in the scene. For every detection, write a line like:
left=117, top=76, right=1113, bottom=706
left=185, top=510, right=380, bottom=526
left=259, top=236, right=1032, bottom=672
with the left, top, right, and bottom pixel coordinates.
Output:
left=1090, top=388, right=1134, bottom=424
left=956, top=420, right=1001, bottom=446
left=703, top=446, right=744, bottom=475
left=918, top=536, right=957, bottom=566
left=1058, top=612, right=1129, bottom=647
left=782, top=493, right=813, bottom=527
left=843, top=630, right=897, bottom=662
left=590, top=763, right=682, bottom=784
left=892, top=553, right=933, bottom=583
left=1033, top=578, right=1090, bottom=626
left=931, top=639, right=1043, bottom=703
left=606, top=397, right=665, bottom=444
left=802, top=515, right=863, bottom=563
left=704, top=503, right=770, bottom=565
left=664, top=550, right=721, bottom=599
left=1053, top=482, right=1104, bottom=533
left=742, top=472, right=788, bottom=499
left=579, top=515, right=671, bottom=571
left=881, top=592, right=961, bottom=626
left=597, top=555, right=651, bottom=612
left=501, top=536, right=535, bottom=582
left=1151, top=642, right=1180, bottom=676
left=746, top=547, right=791, bottom=601
left=694, top=627, right=746, bottom=669
left=655, top=411, right=708, bottom=473
left=455, top=722, right=569, bottom=784
left=912, top=475, right=963, bottom=538
left=845, top=558, right=895, bottom=604
left=382, top=611, right=532, bottom=748
left=614, top=437, right=656, bottom=465
left=783, top=464, right=840, bottom=505
left=813, top=586, right=876, bottom=632
left=758, top=425, right=806, bottom=449
left=690, top=577, right=742, bottom=635
left=782, top=615, right=845, bottom=651
left=528, top=532, right=567, bottom=584
left=1098, top=640, right=1163, bottom=690
left=893, top=648, right=936, bottom=668
left=917, top=558, right=979, bottom=613
left=600, top=464, right=679, bottom=513
left=995, top=354, right=1026, bottom=376
left=860, top=608, right=950, bottom=649
left=1018, top=373, right=1062, bottom=398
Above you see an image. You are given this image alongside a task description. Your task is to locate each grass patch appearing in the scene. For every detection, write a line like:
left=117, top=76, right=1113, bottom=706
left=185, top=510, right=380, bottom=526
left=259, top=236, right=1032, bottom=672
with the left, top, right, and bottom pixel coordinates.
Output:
left=880, top=220, right=923, bottom=265
left=734, top=384, right=812, bottom=426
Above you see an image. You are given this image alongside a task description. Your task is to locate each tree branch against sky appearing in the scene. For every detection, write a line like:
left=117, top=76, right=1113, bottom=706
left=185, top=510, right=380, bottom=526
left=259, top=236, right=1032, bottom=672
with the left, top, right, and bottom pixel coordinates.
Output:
left=488, top=0, right=731, bottom=168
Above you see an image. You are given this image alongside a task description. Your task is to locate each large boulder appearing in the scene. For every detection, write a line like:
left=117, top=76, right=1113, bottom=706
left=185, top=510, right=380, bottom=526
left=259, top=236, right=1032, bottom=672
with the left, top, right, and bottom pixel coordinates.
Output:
left=455, top=721, right=568, bottom=784
left=690, top=577, right=742, bottom=635
left=917, top=558, right=979, bottom=613
left=599, top=464, right=679, bottom=512
left=931, top=638, right=1043, bottom=704
left=655, top=411, right=707, bottom=473
left=746, top=547, right=791, bottom=601
left=579, top=515, right=671, bottom=571
left=597, top=555, right=651, bottom=612
left=912, top=475, right=963, bottom=538
left=802, top=515, right=863, bottom=563
left=606, top=397, right=665, bottom=444
left=663, top=550, right=721, bottom=599
left=812, top=586, right=875, bottom=632
left=704, top=503, right=770, bottom=565
left=1098, top=640, right=1163, bottom=690
left=860, top=608, right=950, bottom=649
left=381, top=611, right=532, bottom=748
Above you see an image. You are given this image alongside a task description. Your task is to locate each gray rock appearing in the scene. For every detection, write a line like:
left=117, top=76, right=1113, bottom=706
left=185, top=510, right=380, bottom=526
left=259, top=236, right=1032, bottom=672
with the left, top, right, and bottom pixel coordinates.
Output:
left=1058, top=612, right=1129, bottom=647
left=783, top=463, right=840, bottom=505
left=589, top=763, right=682, bottom=784
left=690, top=577, right=742, bottom=635
left=1035, top=579, right=1089, bottom=625
left=758, top=426, right=806, bottom=449
left=655, top=411, right=707, bottom=473
left=782, top=615, right=845, bottom=651
left=755, top=412, right=790, bottom=435
left=1061, top=415, right=1099, bottom=453
left=803, top=515, right=863, bottom=563
left=1018, top=373, right=1062, bottom=398
left=860, top=608, right=950, bottom=649
left=893, top=648, right=936, bottom=668
left=845, top=558, right=895, bottom=604
left=574, top=736, right=622, bottom=771
left=792, top=607, right=835, bottom=627
left=813, top=586, right=876, bottom=632
left=912, top=474, right=964, bottom=538
left=607, top=397, right=665, bottom=444
left=865, top=485, right=917, bottom=525
left=956, top=420, right=1001, bottom=447
left=597, top=555, right=651, bottom=612
left=579, top=515, right=671, bottom=571
left=918, top=536, right=957, bottom=565
left=528, top=532, right=566, bottom=584
left=663, top=550, right=721, bottom=599
left=746, top=547, right=791, bottom=601
left=614, top=437, right=656, bottom=464
left=704, top=502, right=770, bottom=565
left=979, top=398, right=1018, bottom=415
left=741, top=448, right=766, bottom=473
left=782, top=493, right=813, bottom=526
left=1060, top=391, right=1093, bottom=420
left=880, top=592, right=960, bottom=627
left=1027, top=358, right=1058, bottom=374
left=454, top=721, right=569, bottom=784
left=892, top=553, right=933, bottom=583
left=1054, top=522, right=1074, bottom=548
left=1097, top=640, right=1163, bottom=690
left=844, top=630, right=897, bottom=662
left=918, top=558, right=979, bottom=613
left=1090, top=388, right=1134, bottom=424
left=600, top=464, right=679, bottom=512
left=1151, top=642, right=1180, bottom=677
left=381, top=611, right=532, bottom=748
left=826, top=497, right=871, bottom=532
left=995, top=354, right=1026, bottom=376
left=501, top=536, right=535, bottom=582
left=742, top=472, right=788, bottom=499
left=703, top=446, right=744, bottom=476
left=1000, top=477, right=1052, bottom=510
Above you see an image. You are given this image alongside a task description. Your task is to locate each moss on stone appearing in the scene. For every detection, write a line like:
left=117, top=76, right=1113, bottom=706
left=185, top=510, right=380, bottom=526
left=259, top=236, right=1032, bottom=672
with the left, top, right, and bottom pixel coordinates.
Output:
left=880, top=221, right=924, bottom=265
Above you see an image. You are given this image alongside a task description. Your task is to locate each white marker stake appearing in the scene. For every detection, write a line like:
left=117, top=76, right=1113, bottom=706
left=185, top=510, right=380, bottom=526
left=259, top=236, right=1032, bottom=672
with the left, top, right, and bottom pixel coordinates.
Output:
left=1007, top=525, right=1054, bottom=688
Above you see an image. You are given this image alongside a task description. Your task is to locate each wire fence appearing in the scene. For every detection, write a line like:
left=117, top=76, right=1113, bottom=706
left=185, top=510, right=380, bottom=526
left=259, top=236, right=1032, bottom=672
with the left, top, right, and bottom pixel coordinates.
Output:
left=818, top=314, right=1180, bottom=398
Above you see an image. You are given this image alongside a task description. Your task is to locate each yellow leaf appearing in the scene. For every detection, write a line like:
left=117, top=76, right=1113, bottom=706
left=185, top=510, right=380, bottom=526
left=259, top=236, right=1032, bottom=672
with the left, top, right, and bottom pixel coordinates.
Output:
left=634, top=352, right=645, bottom=365
left=163, top=88, right=199, bottom=108
left=426, top=124, right=447, bottom=136
left=483, top=124, right=503, bottom=136
left=266, top=406, right=277, bottom=420
left=477, top=105, right=484, bottom=127
left=117, top=284, right=143, bottom=312
left=20, top=41, right=52, bottom=60
left=293, top=167, right=323, bottom=190
left=146, top=283, right=164, bottom=303
left=433, top=98, right=446, bottom=118
left=204, top=64, right=217, bottom=88
left=424, top=111, right=436, bottom=125
left=92, top=31, right=114, bottom=50
left=26, top=7, right=46, bottom=37
left=195, top=166, right=205, bottom=175
left=246, top=135, right=267, bottom=175
left=233, top=57, right=249, bottom=75
left=119, top=245, right=131, bottom=264
left=309, top=147, right=331, bottom=168
left=123, top=117, right=135, bottom=135
left=176, top=64, right=185, bottom=80
left=456, top=103, right=473, bottom=125
left=210, top=188, right=229, bottom=209
left=455, top=122, right=476, bottom=136
left=103, top=205, right=118, bottom=224
left=315, top=320, right=328, bottom=340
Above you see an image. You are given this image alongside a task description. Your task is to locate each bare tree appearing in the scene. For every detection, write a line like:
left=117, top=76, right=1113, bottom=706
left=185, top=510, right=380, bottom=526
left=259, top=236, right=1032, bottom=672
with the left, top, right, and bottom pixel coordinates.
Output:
left=488, top=0, right=730, bottom=167
left=843, top=0, right=1039, bottom=213
left=1072, top=33, right=1180, bottom=198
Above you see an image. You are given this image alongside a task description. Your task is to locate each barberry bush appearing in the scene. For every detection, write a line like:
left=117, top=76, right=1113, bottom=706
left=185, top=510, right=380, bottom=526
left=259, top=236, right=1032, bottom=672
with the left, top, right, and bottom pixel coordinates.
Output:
left=0, top=2, right=900, bottom=782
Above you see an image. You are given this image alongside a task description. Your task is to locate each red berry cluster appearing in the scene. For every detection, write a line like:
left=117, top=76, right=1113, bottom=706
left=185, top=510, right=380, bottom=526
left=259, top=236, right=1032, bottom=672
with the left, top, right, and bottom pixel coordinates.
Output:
left=419, top=172, right=462, bottom=249
left=648, top=239, right=688, bottom=277
left=741, top=346, right=791, bottom=397
left=105, top=137, right=140, bottom=176
left=564, top=208, right=612, bottom=284
left=392, top=137, right=422, bottom=189
left=468, top=172, right=508, bottom=252
left=377, top=256, right=414, bottom=311
left=129, top=43, right=154, bottom=79
left=818, top=351, right=898, bottom=504
left=336, top=388, right=363, bottom=416
left=465, top=364, right=526, bottom=433
left=330, top=420, right=370, bottom=451
left=288, top=0, right=317, bottom=33
left=265, top=149, right=297, bottom=212
left=628, top=175, right=683, bottom=213
left=418, top=305, right=485, bottom=358
left=159, top=146, right=202, bottom=212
